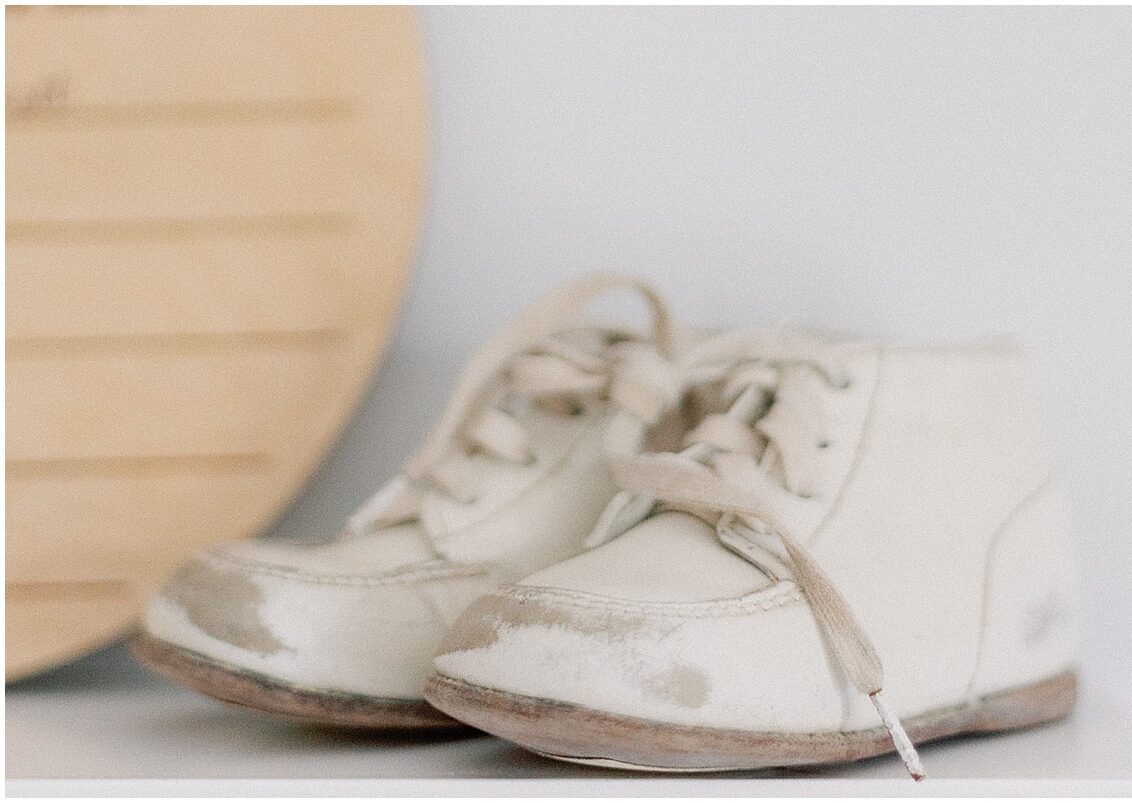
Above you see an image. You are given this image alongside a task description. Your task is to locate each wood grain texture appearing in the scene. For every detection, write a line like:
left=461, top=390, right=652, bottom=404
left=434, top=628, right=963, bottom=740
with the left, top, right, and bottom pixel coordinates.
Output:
left=5, top=6, right=426, bottom=680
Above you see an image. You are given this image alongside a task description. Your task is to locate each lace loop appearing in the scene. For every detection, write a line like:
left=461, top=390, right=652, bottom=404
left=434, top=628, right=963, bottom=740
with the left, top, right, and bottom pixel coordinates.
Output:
left=683, top=413, right=760, bottom=455
left=405, top=274, right=673, bottom=482
left=465, top=408, right=531, bottom=465
left=346, top=274, right=676, bottom=537
left=506, top=352, right=606, bottom=399
left=607, top=342, right=682, bottom=425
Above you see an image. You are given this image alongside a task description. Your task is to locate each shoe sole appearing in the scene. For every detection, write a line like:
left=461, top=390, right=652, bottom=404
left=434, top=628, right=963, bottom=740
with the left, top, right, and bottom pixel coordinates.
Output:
left=131, top=634, right=462, bottom=729
left=423, top=670, right=1076, bottom=772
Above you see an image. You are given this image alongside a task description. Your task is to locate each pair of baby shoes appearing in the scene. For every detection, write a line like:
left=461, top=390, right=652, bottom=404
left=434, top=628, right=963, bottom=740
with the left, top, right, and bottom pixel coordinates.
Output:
left=135, top=274, right=1077, bottom=779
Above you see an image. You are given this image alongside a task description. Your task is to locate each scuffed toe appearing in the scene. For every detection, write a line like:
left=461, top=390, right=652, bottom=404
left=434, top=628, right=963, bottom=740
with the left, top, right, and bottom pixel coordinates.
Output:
left=144, top=540, right=494, bottom=700
left=434, top=581, right=850, bottom=733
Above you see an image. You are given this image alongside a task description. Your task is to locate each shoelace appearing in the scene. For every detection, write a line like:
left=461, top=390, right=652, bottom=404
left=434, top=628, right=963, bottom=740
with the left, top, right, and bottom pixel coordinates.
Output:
left=591, top=331, right=926, bottom=781
left=346, top=274, right=680, bottom=536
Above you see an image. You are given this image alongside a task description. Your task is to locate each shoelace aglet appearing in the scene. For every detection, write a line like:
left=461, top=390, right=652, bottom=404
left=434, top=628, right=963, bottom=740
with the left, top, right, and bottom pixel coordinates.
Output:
left=870, top=690, right=926, bottom=781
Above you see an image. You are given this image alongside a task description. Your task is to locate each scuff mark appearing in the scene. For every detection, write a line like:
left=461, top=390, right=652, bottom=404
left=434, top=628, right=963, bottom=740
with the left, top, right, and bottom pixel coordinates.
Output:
left=642, top=663, right=711, bottom=708
left=439, top=591, right=712, bottom=710
left=437, top=592, right=648, bottom=655
left=165, top=559, right=285, bottom=654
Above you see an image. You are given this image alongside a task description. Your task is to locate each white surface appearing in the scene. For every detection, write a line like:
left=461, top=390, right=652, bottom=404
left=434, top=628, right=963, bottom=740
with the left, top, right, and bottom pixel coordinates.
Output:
left=6, top=644, right=1132, bottom=795
left=7, top=6, right=1132, bottom=794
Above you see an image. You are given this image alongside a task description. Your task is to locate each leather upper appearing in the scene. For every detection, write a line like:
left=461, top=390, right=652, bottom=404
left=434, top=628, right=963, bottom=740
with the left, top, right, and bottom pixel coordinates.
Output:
left=434, top=339, right=1077, bottom=733
left=144, top=398, right=630, bottom=698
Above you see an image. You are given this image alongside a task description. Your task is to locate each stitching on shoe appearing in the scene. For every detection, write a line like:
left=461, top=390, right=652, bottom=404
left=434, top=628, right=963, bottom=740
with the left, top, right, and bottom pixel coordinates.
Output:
left=498, top=581, right=805, bottom=617
left=200, top=551, right=491, bottom=588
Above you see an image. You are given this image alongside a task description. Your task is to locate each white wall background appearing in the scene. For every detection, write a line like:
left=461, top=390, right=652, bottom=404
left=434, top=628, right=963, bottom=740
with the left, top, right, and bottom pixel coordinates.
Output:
left=266, top=7, right=1131, bottom=679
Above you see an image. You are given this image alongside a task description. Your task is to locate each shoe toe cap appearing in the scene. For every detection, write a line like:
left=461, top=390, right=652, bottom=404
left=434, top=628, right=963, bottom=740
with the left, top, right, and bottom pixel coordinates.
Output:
left=144, top=542, right=493, bottom=699
left=144, top=548, right=289, bottom=657
left=433, top=582, right=850, bottom=732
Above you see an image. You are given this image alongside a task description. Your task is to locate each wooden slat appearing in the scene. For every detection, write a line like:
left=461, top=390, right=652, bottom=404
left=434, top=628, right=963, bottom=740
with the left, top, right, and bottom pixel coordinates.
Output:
left=7, top=453, right=272, bottom=481
left=6, top=588, right=139, bottom=679
left=5, top=6, right=418, bottom=108
left=7, top=472, right=281, bottom=584
left=6, top=347, right=358, bottom=459
left=7, top=98, right=356, bottom=128
left=6, top=123, right=388, bottom=221
left=5, top=213, right=352, bottom=243
left=6, top=237, right=359, bottom=338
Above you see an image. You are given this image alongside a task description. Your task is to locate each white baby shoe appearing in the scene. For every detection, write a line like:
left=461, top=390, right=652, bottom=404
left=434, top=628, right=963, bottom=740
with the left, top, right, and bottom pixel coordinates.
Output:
left=134, top=274, right=685, bottom=728
left=426, top=330, right=1078, bottom=775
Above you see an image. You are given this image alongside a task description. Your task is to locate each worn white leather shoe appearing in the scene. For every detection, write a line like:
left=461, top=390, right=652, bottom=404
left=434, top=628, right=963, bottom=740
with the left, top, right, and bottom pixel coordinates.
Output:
left=133, top=274, right=685, bottom=728
left=426, top=330, right=1078, bottom=775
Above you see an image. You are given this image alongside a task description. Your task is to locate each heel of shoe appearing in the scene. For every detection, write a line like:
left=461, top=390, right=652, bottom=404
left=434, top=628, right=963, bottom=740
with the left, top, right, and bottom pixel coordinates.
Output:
left=965, top=670, right=1077, bottom=734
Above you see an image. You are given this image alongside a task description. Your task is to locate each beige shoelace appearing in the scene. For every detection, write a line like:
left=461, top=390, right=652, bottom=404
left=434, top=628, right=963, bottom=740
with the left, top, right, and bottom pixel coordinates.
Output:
left=592, top=331, right=926, bottom=781
left=347, top=274, right=680, bottom=535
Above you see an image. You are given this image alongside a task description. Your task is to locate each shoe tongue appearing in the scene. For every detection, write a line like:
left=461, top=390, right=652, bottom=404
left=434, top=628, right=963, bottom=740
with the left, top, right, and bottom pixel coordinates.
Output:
left=419, top=402, right=600, bottom=544
left=524, top=510, right=774, bottom=602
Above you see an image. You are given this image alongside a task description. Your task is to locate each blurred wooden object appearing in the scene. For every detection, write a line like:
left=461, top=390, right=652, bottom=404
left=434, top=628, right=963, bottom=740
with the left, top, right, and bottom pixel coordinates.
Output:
left=5, top=6, right=425, bottom=680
